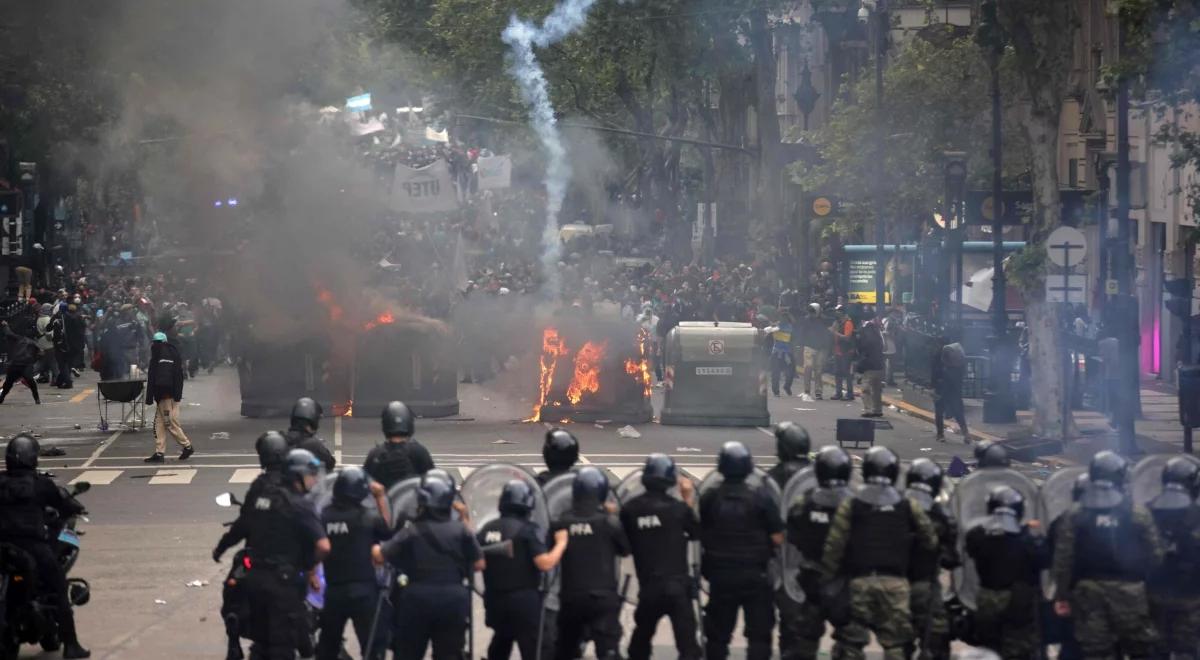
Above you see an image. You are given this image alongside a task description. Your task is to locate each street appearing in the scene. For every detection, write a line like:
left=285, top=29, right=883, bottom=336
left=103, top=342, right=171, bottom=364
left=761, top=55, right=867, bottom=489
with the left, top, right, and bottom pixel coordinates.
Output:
left=2, top=366, right=970, bottom=659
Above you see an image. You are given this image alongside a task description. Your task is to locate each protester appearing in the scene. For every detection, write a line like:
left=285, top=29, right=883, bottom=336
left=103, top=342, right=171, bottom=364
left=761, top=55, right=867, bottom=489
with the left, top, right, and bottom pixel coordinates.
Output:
left=0, top=320, right=41, bottom=404
left=932, top=336, right=968, bottom=442
left=144, top=331, right=194, bottom=463
left=831, top=305, right=856, bottom=401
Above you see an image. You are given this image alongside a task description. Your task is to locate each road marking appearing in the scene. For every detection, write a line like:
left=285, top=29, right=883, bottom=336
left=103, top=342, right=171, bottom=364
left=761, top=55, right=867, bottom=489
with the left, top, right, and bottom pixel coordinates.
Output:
left=70, top=470, right=122, bottom=486
left=334, top=417, right=343, bottom=465
left=457, top=466, right=476, bottom=480
left=81, top=431, right=123, bottom=469
left=229, top=468, right=261, bottom=484
left=578, top=454, right=592, bottom=465
left=683, top=466, right=714, bottom=481
left=148, top=469, right=196, bottom=485
left=69, top=388, right=94, bottom=404
left=607, top=466, right=637, bottom=481
left=757, top=427, right=774, bottom=437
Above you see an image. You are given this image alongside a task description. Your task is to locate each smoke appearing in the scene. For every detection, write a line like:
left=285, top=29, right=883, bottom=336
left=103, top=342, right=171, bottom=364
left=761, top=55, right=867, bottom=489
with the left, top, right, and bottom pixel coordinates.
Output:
left=501, top=0, right=604, bottom=300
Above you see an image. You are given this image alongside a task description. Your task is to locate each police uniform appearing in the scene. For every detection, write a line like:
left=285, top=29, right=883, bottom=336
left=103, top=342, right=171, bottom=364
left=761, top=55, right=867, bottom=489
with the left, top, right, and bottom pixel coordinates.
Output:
left=477, top=515, right=547, bottom=660
left=382, top=515, right=480, bottom=659
left=316, top=501, right=391, bottom=660
left=785, top=486, right=850, bottom=660
left=769, top=456, right=808, bottom=660
left=620, top=489, right=701, bottom=660
left=822, top=490, right=938, bottom=660
left=285, top=427, right=336, bottom=471
left=965, top=516, right=1044, bottom=659
left=907, top=495, right=958, bottom=660
left=363, top=440, right=434, bottom=490
left=554, top=504, right=630, bottom=659
left=1146, top=483, right=1200, bottom=657
left=699, top=481, right=783, bottom=660
left=216, top=480, right=327, bottom=659
left=1053, top=489, right=1163, bottom=657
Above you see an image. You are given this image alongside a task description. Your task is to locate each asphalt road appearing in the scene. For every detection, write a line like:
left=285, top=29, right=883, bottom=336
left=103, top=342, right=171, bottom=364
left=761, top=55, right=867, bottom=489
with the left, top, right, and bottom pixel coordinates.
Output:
left=0, top=366, right=973, bottom=659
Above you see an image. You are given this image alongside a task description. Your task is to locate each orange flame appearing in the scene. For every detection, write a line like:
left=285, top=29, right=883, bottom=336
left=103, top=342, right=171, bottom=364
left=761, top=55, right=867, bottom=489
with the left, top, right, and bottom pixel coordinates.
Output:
left=315, top=288, right=344, bottom=323
left=526, top=327, right=570, bottom=422
left=333, top=400, right=353, bottom=417
left=363, top=311, right=397, bottom=332
left=566, top=340, right=607, bottom=405
left=625, top=328, right=653, bottom=399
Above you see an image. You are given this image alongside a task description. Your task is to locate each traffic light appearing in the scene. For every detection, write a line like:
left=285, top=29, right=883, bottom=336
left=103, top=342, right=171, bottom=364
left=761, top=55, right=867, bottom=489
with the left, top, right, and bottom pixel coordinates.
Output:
left=1164, top=278, right=1196, bottom=319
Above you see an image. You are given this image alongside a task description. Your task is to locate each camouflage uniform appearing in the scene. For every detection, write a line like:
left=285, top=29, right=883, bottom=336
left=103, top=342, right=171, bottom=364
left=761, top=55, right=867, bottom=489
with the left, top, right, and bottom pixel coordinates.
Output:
left=909, top=581, right=950, bottom=660
left=1053, top=501, right=1164, bottom=659
left=1147, top=493, right=1200, bottom=657
left=822, top=496, right=939, bottom=660
left=974, top=587, right=1038, bottom=660
left=783, top=490, right=842, bottom=660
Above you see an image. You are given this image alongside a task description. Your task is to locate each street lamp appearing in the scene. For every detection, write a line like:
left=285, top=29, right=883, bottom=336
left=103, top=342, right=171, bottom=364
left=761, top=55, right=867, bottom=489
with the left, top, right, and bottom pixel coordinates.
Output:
left=860, top=0, right=888, bottom=320
left=943, top=153, right=967, bottom=330
left=793, top=59, right=821, bottom=132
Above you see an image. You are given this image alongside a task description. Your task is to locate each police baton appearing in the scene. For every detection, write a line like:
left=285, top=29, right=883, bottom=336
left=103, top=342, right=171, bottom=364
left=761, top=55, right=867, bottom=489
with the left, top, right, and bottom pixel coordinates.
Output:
left=365, top=569, right=399, bottom=659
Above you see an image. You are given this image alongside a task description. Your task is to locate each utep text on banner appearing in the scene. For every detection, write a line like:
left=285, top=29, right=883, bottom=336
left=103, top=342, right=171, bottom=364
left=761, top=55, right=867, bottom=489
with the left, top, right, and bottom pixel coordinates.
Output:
left=390, top=160, right=459, bottom=213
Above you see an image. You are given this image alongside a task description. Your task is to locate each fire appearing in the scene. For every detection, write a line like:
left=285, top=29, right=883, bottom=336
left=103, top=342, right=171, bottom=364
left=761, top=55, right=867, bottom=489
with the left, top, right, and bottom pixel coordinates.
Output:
left=625, top=328, right=653, bottom=399
left=363, top=311, right=397, bottom=332
left=315, top=288, right=344, bottom=323
left=566, top=341, right=608, bottom=405
left=333, top=400, right=353, bottom=417
left=526, top=327, right=571, bottom=422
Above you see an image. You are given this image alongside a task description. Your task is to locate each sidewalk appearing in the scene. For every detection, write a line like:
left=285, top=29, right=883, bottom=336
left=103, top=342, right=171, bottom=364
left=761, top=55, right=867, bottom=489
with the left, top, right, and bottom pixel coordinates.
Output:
left=879, top=374, right=1188, bottom=461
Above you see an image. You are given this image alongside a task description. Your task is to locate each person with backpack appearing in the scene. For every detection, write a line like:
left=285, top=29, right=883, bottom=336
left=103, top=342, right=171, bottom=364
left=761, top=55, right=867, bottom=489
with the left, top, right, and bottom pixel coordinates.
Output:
left=831, top=306, right=856, bottom=401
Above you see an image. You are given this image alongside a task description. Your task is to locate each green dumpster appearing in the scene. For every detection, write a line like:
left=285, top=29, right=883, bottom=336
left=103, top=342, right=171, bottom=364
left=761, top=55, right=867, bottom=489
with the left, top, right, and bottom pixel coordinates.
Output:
left=660, top=322, right=770, bottom=427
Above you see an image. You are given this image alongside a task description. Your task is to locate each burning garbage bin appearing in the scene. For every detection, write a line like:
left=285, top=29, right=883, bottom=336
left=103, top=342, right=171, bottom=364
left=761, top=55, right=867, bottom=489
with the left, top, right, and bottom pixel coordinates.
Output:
left=238, top=337, right=333, bottom=418
left=660, top=321, right=769, bottom=427
left=525, top=316, right=653, bottom=425
left=353, top=324, right=460, bottom=418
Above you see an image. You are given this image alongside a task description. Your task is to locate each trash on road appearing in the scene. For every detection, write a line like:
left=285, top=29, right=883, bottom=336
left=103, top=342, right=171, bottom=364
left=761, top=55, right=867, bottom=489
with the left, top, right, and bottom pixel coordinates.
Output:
left=675, top=447, right=701, bottom=452
left=888, top=404, right=898, bottom=411
left=794, top=408, right=817, bottom=412
left=617, top=425, right=641, bottom=439
left=491, top=438, right=514, bottom=445
left=154, top=599, right=168, bottom=605
left=919, top=447, right=932, bottom=452
left=798, top=393, right=814, bottom=402
left=210, top=432, right=230, bottom=440
left=185, top=580, right=208, bottom=588
left=594, top=424, right=605, bottom=430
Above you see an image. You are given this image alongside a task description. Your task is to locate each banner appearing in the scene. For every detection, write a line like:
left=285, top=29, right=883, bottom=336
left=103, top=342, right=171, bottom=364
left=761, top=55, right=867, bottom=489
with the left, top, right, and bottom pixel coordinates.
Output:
left=476, top=155, right=512, bottom=190
left=390, top=160, right=459, bottom=214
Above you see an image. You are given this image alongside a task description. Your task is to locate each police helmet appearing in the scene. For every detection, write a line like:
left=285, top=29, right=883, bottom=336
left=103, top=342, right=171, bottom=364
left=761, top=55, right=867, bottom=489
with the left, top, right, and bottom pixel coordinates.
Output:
left=425, top=468, right=456, bottom=489
left=974, top=441, right=1010, bottom=468
left=814, top=445, right=852, bottom=487
left=986, top=484, right=1025, bottom=520
left=905, top=458, right=944, bottom=496
left=543, top=428, right=579, bottom=471
left=5, top=433, right=39, bottom=471
left=861, top=446, right=900, bottom=486
left=572, top=466, right=609, bottom=505
left=290, top=397, right=322, bottom=431
left=417, top=472, right=456, bottom=516
left=1162, top=457, right=1199, bottom=497
left=717, top=441, right=753, bottom=481
left=284, top=448, right=323, bottom=486
left=641, top=453, right=678, bottom=492
left=774, top=422, right=811, bottom=462
left=382, top=401, right=416, bottom=437
left=1088, top=450, right=1129, bottom=489
left=499, top=479, right=536, bottom=516
left=254, top=430, right=289, bottom=470
left=1071, top=473, right=1090, bottom=502
left=333, top=466, right=371, bottom=504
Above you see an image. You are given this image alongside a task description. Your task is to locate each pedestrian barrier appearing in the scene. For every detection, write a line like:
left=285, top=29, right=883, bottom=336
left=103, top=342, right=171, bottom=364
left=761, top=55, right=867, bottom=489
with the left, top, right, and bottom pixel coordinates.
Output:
left=661, top=321, right=769, bottom=427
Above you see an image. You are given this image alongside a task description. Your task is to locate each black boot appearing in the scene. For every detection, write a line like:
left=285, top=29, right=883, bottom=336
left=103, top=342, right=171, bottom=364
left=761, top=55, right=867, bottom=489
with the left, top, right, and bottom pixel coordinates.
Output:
left=62, top=642, right=91, bottom=659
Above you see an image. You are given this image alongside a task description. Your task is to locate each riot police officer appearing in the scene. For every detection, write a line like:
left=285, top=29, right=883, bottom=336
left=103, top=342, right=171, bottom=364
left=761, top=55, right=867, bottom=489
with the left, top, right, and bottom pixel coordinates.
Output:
left=477, top=480, right=568, bottom=660
left=904, top=458, right=959, bottom=660
left=214, top=449, right=330, bottom=660
left=822, top=445, right=938, bottom=660
left=316, top=467, right=391, bottom=660
left=767, top=421, right=811, bottom=489
left=375, top=471, right=482, bottom=660
left=619, top=454, right=701, bottom=660
left=284, top=396, right=336, bottom=471
left=553, top=466, right=630, bottom=660
left=537, top=428, right=579, bottom=486
left=364, top=401, right=435, bottom=489
left=699, top=441, right=783, bottom=660
left=218, top=430, right=291, bottom=660
left=784, top=445, right=854, bottom=660
left=0, top=434, right=90, bottom=659
left=974, top=441, right=1010, bottom=470
left=1052, top=450, right=1163, bottom=659
left=965, top=485, right=1045, bottom=660
left=1146, top=457, right=1200, bottom=659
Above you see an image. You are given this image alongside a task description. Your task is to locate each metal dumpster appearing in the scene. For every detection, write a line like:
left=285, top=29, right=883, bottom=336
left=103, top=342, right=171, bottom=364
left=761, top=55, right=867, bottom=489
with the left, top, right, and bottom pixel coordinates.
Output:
left=238, top=337, right=333, bottom=418
left=353, top=326, right=460, bottom=418
left=660, top=321, right=769, bottom=427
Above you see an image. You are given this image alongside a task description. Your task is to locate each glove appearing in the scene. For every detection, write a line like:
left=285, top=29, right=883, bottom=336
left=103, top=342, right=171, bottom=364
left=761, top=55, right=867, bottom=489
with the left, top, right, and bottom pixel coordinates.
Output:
left=212, top=547, right=224, bottom=563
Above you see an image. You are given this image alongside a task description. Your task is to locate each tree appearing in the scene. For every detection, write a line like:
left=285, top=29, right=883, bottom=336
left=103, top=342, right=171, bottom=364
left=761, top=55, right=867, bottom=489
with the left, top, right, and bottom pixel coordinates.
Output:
left=995, top=0, right=1079, bottom=440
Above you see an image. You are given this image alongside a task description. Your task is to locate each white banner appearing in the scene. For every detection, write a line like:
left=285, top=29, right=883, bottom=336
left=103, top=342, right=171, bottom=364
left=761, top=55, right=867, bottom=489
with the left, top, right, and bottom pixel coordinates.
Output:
left=390, top=160, right=459, bottom=214
left=476, top=155, right=512, bottom=190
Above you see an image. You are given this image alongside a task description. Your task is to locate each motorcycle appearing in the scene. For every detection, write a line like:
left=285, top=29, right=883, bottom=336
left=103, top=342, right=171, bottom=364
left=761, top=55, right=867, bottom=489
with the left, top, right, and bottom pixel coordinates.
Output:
left=0, top=479, right=92, bottom=660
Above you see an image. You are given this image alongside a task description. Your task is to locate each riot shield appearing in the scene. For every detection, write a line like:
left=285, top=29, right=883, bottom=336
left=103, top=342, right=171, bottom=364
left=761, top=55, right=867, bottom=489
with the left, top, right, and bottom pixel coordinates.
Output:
left=695, top=467, right=784, bottom=591
left=311, top=471, right=391, bottom=522
left=386, top=476, right=423, bottom=530
left=613, top=469, right=702, bottom=607
left=949, top=468, right=1042, bottom=610
left=1037, top=466, right=1086, bottom=599
left=1131, top=454, right=1200, bottom=507
left=542, top=472, right=623, bottom=610
left=461, top=463, right=548, bottom=595
left=779, top=467, right=816, bottom=605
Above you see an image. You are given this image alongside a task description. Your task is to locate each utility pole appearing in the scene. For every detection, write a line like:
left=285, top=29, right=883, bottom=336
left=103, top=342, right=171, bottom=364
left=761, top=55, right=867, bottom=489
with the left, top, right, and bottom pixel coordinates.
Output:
left=1114, top=15, right=1139, bottom=455
left=860, top=0, right=889, bottom=320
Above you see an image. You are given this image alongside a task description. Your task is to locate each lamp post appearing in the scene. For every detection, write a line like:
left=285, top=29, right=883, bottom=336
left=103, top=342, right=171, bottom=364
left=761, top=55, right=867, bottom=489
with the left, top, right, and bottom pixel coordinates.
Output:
left=944, top=154, right=967, bottom=331
left=859, top=0, right=888, bottom=320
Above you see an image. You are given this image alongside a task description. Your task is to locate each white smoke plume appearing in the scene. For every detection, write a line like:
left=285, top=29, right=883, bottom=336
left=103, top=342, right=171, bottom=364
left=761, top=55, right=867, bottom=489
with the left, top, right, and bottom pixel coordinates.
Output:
left=501, top=0, right=603, bottom=300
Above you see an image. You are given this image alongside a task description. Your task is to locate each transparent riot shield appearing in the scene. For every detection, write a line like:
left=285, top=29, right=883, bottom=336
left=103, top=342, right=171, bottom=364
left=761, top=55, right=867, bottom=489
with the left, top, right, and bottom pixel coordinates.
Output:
left=460, top=463, right=548, bottom=595
left=386, top=476, right=423, bottom=530
left=778, top=467, right=817, bottom=605
left=695, top=467, right=783, bottom=591
left=311, top=470, right=391, bottom=522
left=613, top=469, right=702, bottom=606
left=1037, top=466, right=1086, bottom=599
left=542, top=472, right=622, bottom=611
left=1131, top=454, right=1200, bottom=507
left=949, top=468, right=1043, bottom=610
